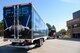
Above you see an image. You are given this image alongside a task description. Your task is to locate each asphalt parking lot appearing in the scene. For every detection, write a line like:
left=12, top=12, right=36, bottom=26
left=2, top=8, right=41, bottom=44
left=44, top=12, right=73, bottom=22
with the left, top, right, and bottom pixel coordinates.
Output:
left=0, top=38, right=80, bottom=53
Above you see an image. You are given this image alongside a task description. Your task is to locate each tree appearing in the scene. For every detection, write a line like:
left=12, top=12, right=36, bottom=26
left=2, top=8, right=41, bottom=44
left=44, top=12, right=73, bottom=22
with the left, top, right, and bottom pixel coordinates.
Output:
left=0, top=20, right=3, bottom=29
left=52, top=25, right=56, bottom=31
left=46, top=23, right=52, bottom=30
left=46, top=23, right=56, bottom=32
left=58, top=29, right=67, bottom=35
left=0, top=20, right=4, bottom=36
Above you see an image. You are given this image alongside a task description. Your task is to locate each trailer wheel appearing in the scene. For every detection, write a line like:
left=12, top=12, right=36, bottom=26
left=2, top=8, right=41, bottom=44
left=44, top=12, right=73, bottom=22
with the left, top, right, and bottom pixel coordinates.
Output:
left=35, top=39, right=43, bottom=47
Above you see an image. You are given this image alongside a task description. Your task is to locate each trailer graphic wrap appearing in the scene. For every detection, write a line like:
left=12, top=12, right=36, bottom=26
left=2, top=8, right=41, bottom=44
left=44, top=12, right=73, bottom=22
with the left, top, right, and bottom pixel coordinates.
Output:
left=3, top=4, right=32, bottom=39
left=18, top=4, right=32, bottom=39
left=3, top=6, right=14, bottom=38
left=3, top=7, right=14, bottom=29
left=19, top=5, right=31, bottom=28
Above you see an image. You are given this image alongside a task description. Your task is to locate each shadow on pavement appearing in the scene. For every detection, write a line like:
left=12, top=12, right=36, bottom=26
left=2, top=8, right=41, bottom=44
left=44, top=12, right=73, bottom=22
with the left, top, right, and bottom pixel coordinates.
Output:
left=0, top=45, right=29, bottom=53
left=58, top=38, right=80, bottom=42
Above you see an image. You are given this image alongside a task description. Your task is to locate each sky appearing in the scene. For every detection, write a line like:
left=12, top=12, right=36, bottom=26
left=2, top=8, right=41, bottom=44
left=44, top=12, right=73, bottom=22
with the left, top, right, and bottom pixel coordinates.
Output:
left=0, top=0, right=80, bottom=31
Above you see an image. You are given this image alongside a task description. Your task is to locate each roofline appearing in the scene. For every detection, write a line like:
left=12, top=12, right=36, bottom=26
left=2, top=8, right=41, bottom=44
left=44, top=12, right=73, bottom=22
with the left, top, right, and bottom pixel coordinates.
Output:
left=4, top=2, right=32, bottom=8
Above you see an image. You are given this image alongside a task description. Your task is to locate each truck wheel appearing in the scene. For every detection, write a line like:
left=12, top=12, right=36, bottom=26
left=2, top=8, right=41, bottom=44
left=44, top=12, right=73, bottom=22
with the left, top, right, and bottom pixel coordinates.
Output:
left=36, top=39, right=43, bottom=47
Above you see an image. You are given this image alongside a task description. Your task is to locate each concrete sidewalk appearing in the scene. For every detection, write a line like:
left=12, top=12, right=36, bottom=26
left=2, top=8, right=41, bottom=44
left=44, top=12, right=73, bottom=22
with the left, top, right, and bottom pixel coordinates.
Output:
left=0, top=38, right=4, bottom=43
left=0, top=38, right=11, bottom=46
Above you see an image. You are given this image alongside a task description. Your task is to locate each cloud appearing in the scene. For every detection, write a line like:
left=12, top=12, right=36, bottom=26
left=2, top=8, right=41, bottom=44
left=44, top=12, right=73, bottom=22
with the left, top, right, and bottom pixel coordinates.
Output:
left=60, top=0, right=80, bottom=4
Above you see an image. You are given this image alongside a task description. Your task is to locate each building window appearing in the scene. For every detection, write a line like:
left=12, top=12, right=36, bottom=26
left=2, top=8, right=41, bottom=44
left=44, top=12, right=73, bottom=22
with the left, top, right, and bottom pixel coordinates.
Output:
left=68, top=26, right=71, bottom=29
left=72, top=24, right=80, bottom=28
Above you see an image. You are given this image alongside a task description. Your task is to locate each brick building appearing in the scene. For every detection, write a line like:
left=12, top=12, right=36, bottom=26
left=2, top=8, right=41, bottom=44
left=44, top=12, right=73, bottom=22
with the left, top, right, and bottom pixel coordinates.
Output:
left=67, top=10, right=80, bottom=38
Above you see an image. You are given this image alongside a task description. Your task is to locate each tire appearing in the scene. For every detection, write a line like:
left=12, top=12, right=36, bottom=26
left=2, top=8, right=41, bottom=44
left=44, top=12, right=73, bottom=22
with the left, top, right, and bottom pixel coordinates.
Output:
left=35, top=39, right=43, bottom=47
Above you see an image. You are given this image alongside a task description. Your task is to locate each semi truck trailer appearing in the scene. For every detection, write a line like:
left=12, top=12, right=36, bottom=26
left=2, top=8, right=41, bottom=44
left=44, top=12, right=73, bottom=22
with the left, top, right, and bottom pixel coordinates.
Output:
left=3, top=3, right=48, bottom=48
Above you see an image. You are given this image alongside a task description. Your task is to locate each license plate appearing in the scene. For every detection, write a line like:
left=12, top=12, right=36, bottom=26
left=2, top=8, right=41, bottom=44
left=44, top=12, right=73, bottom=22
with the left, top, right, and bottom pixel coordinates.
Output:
left=15, top=39, right=20, bottom=41
left=10, top=39, right=24, bottom=42
left=13, top=39, right=20, bottom=42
